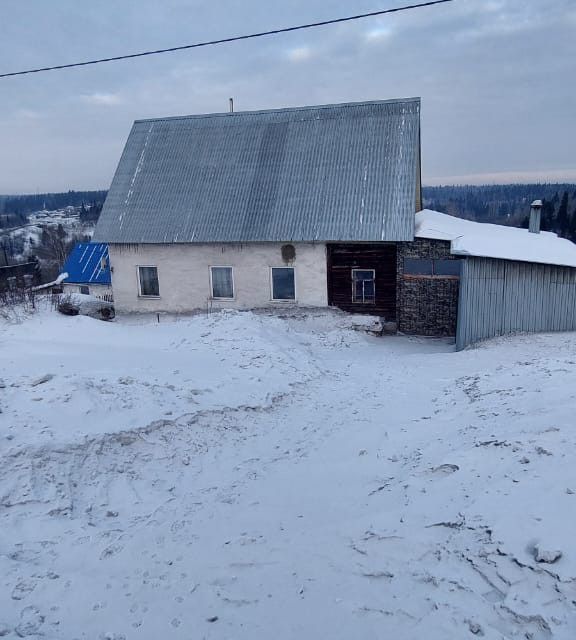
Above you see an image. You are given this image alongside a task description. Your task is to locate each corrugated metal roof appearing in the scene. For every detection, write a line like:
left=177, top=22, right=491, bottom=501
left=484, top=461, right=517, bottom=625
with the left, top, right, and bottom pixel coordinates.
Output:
left=93, top=98, right=420, bottom=244
left=62, top=243, right=111, bottom=285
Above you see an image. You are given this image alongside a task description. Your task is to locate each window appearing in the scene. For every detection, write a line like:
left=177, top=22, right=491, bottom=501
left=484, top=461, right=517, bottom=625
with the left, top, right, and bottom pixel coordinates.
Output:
left=404, top=258, right=460, bottom=277
left=138, top=266, right=160, bottom=297
left=404, top=258, right=433, bottom=276
left=80, top=285, right=90, bottom=295
left=7, top=276, right=17, bottom=290
left=23, top=274, right=34, bottom=288
left=210, top=266, right=234, bottom=299
left=352, top=269, right=376, bottom=304
left=271, top=267, right=295, bottom=300
left=434, top=260, right=461, bottom=277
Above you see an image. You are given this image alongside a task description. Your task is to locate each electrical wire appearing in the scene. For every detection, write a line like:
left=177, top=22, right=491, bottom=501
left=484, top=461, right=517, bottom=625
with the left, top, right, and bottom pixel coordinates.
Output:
left=0, top=0, right=453, bottom=79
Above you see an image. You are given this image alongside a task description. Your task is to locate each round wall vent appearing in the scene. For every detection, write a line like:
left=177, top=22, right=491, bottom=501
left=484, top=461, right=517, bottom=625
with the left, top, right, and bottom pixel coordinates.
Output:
left=281, top=244, right=296, bottom=264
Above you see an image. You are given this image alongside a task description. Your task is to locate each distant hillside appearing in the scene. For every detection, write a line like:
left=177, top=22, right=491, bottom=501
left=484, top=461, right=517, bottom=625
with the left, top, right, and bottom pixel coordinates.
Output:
left=0, top=190, right=107, bottom=218
left=422, top=183, right=576, bottom=225
left=0, top=192, right=106, bottom=280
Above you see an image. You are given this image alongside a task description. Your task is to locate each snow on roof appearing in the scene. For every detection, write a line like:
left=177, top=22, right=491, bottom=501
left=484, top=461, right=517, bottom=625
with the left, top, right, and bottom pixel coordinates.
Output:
left=33, top=272, right=68, bottom=291
left=415, top=209, right=576, bottom=268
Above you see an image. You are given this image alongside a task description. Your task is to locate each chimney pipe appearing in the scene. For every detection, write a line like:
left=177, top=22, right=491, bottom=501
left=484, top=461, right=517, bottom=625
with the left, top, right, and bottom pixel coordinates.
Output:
left=529, top=199, right=542, bottom=234
left=229, top=97, right=234, bottom=113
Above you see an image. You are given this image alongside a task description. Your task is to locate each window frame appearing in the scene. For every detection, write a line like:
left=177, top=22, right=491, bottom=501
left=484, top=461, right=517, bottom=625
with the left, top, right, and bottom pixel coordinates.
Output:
left=351, top=268, right=376, bottom=304
left=209, top=265, right=235, bottom=300
left=270, top=266, right=296, bottom=302
left=137, top=265, right=160, bottom=298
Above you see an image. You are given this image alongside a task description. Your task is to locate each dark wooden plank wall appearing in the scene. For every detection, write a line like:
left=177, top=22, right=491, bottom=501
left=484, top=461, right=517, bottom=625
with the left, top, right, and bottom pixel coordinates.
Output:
left=327, top=243, right=397, bottom=319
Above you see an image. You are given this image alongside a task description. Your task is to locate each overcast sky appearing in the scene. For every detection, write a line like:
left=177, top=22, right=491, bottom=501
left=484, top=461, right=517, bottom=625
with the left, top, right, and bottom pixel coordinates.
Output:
left=0, top=0, right=575, bottom=193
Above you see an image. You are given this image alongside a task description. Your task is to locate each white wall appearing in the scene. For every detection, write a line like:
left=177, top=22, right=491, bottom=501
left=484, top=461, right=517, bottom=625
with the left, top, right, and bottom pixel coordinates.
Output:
left=108, top=242, right=328, bottom=313
left=62, top=283, right=113, bottom=298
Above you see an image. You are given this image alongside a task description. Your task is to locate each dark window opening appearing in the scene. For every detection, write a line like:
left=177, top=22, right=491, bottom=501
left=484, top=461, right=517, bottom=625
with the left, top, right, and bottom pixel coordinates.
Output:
left=271, top=267, right=295, bottom=300
left=404, top=258, right=460, bottom=277
left=80, top=285, right=90, bottom=295
left=138, top=266, right=160, bottom=297
left=404, top=258, right=433, bottom=276
left=210, top=266, right=234, bottom=299
left=434, top=260, right=461, bottom=276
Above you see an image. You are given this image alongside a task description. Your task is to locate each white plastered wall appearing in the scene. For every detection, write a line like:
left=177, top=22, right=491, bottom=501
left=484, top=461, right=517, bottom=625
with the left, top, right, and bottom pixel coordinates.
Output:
left=62, top=283, right=113, bottom=298
left=108, top=242, right=328, bottom=313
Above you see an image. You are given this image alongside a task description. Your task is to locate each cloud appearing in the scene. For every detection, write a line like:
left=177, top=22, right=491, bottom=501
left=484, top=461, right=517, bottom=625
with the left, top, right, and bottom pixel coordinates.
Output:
left=286, top=46, right=313, bottom=62
left=364, top=26, right=393, bottom=43
left=80, top=92, right=123, bottom=106
left=0, top=0, right=575, bottom=191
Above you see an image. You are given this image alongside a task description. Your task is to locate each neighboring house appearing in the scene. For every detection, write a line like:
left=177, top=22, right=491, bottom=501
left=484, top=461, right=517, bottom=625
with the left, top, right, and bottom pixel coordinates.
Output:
left=60, top=242, right=112, bottom=299
left=0, top=259, right=41, bottom=292
left=94, top=98, right=576, bottom=348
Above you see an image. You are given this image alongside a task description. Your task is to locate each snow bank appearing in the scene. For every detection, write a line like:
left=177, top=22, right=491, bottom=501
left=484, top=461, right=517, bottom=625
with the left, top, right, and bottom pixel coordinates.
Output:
left=1, top=310, right=576, bottom=638
left=0, top=309, right=349, bottom=447
left=416, top=208, right=576, bottom=267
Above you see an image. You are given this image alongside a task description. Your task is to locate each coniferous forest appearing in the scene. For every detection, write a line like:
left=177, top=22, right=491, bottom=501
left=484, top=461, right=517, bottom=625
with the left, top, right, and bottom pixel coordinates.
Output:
left=423, top=183, right=576, bottom=241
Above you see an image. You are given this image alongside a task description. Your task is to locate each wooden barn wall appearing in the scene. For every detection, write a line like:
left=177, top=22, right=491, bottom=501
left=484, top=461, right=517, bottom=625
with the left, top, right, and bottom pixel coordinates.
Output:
left=326, top=243, right=397, bottom=320
left=456, top=257, right=576, bottom=350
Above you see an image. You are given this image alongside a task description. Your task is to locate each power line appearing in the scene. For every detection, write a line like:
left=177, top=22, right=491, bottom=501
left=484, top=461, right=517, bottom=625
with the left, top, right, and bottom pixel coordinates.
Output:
left=0, top=0, right=453, bottom=79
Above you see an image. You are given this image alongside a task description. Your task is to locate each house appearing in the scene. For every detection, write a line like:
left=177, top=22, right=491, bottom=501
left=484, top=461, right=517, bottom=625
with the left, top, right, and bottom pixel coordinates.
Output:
left=94, top=98, right=421, bottom=323
left=93, top=98, right=576, bottom=348
left=59, top=242, right=112, bottom=299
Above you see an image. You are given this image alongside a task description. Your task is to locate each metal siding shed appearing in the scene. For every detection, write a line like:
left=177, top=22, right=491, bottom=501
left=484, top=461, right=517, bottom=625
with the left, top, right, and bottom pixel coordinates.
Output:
left=456, top=257, right=576, bottom=350
left=93, top=98, right=421, bottom=244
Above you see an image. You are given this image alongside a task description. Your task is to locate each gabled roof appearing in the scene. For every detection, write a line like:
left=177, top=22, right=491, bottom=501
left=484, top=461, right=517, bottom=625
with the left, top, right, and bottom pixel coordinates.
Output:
left=416, top=209, right=576, bottom=268
left=62, top=243, right=111, bottom=285
left=93, top=98, right=421, bottom=244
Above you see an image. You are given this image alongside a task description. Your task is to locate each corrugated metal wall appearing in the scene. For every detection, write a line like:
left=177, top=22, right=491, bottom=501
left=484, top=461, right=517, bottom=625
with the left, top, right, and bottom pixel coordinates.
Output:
left=456, top=257, right=576, bottom=350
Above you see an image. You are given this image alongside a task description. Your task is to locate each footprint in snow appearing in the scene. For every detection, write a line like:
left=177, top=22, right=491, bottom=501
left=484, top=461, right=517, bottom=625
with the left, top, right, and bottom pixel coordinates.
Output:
left=428, top=464, right=459, bottom=477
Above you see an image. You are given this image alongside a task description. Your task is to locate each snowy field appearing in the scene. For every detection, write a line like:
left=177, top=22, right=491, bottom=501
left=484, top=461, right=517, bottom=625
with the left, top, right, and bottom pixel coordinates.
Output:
left=1, top=308, right=575, bottom=639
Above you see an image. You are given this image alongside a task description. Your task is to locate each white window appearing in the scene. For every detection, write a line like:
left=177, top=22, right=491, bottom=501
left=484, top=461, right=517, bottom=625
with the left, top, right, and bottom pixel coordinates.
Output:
left=271, top=267, right=295, bottom=301
left=210, top=266, right=234, bottom=299
left=352, top=269, right=375, bottom=304
left=138, top=266, right=160, bottom=297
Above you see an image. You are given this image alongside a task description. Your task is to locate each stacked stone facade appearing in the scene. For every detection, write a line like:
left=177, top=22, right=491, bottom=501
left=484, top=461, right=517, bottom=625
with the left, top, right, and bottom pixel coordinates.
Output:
left=396, top=238, right=460, bottom=337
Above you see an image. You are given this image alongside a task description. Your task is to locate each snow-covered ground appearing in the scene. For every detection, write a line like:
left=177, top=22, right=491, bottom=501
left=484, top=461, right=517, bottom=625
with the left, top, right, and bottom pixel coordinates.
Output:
left=1, top=308, right=575, bottom=639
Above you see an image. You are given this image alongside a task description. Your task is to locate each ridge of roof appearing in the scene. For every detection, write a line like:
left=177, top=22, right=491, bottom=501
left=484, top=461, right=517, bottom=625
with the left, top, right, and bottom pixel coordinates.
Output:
left=134, top=97, right=421, bottom=125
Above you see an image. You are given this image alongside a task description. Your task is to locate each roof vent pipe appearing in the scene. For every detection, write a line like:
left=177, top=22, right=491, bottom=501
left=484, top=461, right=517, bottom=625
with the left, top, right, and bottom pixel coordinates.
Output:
left=229, top=97, right=234, bottom=113
left=529, top=199, right=542, bottom=234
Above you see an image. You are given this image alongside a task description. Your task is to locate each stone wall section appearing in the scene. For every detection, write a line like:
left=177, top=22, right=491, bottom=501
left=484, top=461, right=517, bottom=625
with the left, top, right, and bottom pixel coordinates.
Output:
left=396, top=238, right=460, bottom=336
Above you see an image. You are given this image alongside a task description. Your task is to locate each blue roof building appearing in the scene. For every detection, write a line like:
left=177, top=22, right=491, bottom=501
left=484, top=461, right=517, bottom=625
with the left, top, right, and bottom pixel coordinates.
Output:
left=62, top=242, right=111, bottom=286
